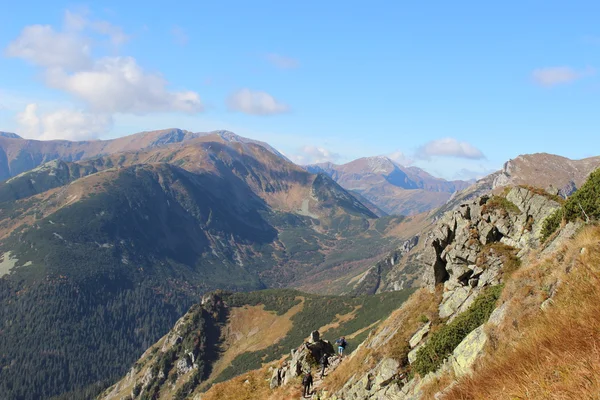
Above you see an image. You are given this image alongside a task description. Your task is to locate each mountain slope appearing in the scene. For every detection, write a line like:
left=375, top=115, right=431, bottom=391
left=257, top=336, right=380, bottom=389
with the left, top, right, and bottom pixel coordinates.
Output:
left=0, top=137, right=411, bottom=399
left=99, top=288, right=415, bottom=400
left=306, top=157, right=471, bottom=216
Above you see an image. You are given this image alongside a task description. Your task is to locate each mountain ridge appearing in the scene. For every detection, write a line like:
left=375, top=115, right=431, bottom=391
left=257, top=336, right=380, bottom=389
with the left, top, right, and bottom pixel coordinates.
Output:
left=306, top=156, right=472, bottom=216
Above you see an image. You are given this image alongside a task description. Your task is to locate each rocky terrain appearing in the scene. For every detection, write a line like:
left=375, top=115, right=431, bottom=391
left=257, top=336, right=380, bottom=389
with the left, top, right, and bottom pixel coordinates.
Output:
left=348, top=152, right=600, bottom=296
left=256, top=185, right=566, bottom=399
left=306, top=157, right=471, bottom=216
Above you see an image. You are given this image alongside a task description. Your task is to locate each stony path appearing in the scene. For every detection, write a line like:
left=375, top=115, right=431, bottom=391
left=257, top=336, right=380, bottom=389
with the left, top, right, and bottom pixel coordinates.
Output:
left=301, top=356, right=343, bottom=399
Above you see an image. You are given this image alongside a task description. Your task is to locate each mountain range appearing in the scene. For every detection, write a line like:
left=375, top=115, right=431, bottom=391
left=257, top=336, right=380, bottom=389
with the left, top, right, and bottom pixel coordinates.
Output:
left=0, top=129, right=412, bottom=399
left=306, top=157, right=472, bottom=216
left=2, top=128, right=600, bottom=400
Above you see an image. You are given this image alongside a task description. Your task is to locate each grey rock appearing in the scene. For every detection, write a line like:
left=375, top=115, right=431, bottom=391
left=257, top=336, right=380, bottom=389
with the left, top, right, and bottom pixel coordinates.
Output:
left=450, top=325, right=488, bottom=377
left=409, top=322, right=431, bottom=348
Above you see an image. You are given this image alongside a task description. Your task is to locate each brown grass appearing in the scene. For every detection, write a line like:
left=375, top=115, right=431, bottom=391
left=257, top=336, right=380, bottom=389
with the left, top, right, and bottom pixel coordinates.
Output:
left=477, top=242, right=521, bottom=276
left=321, top=288, right=441, bottom=393
left=203, top=301, right=303, bottom=387
left=441, top=225, right=600, bottom=400
left=200, top=366, right=302, bottom=400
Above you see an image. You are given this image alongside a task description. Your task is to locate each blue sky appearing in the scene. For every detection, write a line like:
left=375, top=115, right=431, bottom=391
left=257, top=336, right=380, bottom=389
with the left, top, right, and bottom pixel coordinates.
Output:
left=1, top=1, right=599, bottom=179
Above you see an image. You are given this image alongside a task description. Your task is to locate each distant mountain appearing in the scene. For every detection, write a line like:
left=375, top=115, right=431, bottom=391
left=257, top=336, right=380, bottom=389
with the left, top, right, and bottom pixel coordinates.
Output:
left=306, top=156, right=472, bottom=215
left=0, top=128, right=285, bottom=180
left=0, top=132, right=22, bottom=139
left=0, top=134, right=411, bottom=400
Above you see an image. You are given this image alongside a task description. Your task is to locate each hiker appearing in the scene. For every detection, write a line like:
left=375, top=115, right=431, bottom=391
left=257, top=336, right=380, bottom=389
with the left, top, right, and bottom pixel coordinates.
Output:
left=302, top=370, right=313, bottom=398
left=335, top=336, right=347, bottom=357
left=319, top=353, right=329, bottom=378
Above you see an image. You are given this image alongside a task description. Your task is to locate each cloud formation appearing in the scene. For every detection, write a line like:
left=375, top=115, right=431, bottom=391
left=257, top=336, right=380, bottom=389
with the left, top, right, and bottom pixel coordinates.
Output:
left=17, top=103, right=112, bottom=141
left=532, top=66, right=595, bottom=87
left=416, top=138, right=485, bottom=160
left=46, top=57, right=203, bottom=114
left=6, top=10, right=203, bottom=119
left=5, top=24, right=91, bottom=70
left=289, top=145, right=340, bottom=165
left=265, top=53, right=299, bottom=69
left=227, top=88, right=289, bottom=115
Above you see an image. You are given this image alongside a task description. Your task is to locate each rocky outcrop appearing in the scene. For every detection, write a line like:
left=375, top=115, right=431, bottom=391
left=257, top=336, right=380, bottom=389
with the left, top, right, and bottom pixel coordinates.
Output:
left=318, top=187, right=575, bottom=400
left=419, top=187, right=560, bottom=321
left=270, top=330, right=335, bottom=389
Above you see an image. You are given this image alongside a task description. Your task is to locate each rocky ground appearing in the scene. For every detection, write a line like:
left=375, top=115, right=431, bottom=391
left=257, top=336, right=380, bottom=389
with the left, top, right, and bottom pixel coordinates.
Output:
left=271, top=185, right=580, bottom=399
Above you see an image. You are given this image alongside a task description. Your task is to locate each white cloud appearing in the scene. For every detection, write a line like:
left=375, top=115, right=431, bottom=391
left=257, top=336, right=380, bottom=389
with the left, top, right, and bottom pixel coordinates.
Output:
left=387, top=150, right=413, bottom=166
left=171, top=26, right=189, bottom=46
left=16, top=103, right=112, bottom=141
left=5, top=24, right=91, bottom=70
left=416, top=138, right=485, bottom=160
left=532, top=66, right=595, bottom=87
left=46, top=57, right=203, bottom=114
left=227, top=88, right=289, bottom=115
left=265, top=53, right=299, bottom=69
left=16, top=104, right=41, bottom=137
left=289, top=145, right=340, bottom=165
left=6, top=11, right=202, bottom=116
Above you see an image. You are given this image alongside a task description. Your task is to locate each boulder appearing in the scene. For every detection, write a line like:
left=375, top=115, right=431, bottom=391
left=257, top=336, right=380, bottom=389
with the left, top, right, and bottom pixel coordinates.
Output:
left=450, top=325, right=487, bottom=377
left=409, top=322, right=431, bottom=349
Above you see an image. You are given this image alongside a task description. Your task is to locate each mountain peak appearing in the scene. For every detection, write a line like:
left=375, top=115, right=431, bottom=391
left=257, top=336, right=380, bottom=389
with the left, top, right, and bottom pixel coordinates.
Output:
left=0, top=132, right=22, bottom=139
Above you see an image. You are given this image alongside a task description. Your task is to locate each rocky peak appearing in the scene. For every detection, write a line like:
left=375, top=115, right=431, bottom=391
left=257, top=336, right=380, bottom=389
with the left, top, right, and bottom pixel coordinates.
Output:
left=420, top=186, right=562, bottom=320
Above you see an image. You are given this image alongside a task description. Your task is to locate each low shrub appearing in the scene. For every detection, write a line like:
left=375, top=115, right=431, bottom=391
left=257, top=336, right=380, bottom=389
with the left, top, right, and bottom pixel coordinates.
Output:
left=481, top=196, right=520, bottom=216
left=541, top=208, right=563, bottom=242
left=412, top=285, right=503, bottom=376
left=540, top=168, right=600, bottom=242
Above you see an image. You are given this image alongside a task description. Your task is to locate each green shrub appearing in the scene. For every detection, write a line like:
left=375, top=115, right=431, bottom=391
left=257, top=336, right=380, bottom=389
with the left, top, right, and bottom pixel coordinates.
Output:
left=412, top=285, right=503, bottom=376
left=540, top=168, right=600, bottom=242
left=541, top=208, right=563, bottom=242
left=481, top=196, right=520, bottom=216
left=562, top=169, right=600, bottom=222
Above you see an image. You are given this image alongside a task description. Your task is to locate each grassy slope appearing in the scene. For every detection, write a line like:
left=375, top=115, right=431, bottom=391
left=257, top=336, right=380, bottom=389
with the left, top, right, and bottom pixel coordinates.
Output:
left=101, top=288, right=415, bottom=400
left=213, top=289, right=416, bottom=384
left=436, top=225, right=600, bottom=399
left=198, top=288, right=440, bottom=400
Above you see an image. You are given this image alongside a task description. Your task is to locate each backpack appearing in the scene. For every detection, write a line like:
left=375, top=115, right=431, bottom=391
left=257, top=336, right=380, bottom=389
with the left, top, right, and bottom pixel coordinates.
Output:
left=302, top=374, right=312, bottom=385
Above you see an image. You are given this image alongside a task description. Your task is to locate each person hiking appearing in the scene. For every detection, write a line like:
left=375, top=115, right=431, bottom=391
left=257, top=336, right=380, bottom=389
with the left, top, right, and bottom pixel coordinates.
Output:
left=335, top=336, right=347, bottom=357
left=319, top=353, right=329, bottom=378
left=302, top=370, right=313, bottom=398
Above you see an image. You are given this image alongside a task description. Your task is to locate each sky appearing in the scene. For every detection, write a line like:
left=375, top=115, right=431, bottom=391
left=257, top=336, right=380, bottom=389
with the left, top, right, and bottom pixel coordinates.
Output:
left=1, top=1, right=600, bottom=180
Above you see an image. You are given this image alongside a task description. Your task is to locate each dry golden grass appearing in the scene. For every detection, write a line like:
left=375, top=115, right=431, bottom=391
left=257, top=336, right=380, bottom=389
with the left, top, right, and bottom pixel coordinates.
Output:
left=441, top=225, right=600, bottom=400
left=200, top=366, right=302, bottom=400
left=204, top=301, right=303, bottom=386
left=321, top=288, right=441, bottom=393
left=317, top=305, right=362, bottom=334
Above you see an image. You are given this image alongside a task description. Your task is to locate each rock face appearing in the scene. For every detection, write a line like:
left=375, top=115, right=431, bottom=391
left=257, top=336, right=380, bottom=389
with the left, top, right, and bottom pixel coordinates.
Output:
left=419, top=187, right=560, bottom=321
left=270, top=331, right=335, bottom=389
